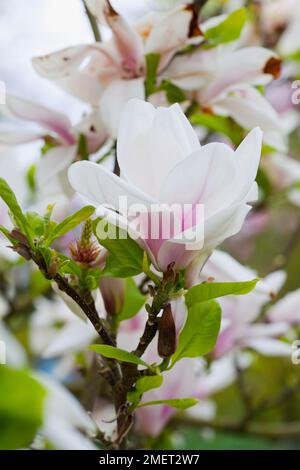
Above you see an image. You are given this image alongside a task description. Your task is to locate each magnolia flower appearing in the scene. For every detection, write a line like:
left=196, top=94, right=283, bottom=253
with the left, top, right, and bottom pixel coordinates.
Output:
left=201, top=250, right=291, bottom=357
left=34, top=372, right=97, bottom=450
left=164, top=42, right=285, bottom=150
left=69, top=99, right=262, bottom=276
left=32, top=0, right=202, bottom=136
left=0, top=95, right=107, bottom=199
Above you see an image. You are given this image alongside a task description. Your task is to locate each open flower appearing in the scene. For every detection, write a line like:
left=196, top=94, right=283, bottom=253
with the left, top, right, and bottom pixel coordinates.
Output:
left=0, top=95, right=107, bottom=198
left=31, top=0, right=202, bottom=136
left=164, top=42, right=285, bottom=150
left=69, top=98, right=262, bottom=276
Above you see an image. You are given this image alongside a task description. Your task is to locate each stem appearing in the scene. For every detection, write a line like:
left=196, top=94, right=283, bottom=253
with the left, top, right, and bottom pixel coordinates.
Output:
left=82, top=0, right=101, bottom=42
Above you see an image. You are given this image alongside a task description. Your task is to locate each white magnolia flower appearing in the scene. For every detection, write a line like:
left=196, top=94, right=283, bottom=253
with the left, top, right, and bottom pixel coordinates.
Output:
left=32, top=0, right=202, bottom=136
left=69, top=99, right=262, bottom=278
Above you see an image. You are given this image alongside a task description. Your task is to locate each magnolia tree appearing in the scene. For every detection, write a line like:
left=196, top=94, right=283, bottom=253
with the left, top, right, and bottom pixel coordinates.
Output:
left=1, top=0, right=300, bottom=451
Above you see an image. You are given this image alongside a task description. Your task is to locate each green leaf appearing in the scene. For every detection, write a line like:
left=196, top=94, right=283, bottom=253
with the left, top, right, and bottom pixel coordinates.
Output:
left=96, top=221, right=144, bottom=277
left=145, top=53, right=160, bottom=97
left=26, top=212, right=47, bottom=238
left=204, top=8, right=247, bottom=45
left=44, top=206, right=95, bottom=246
left=138, top=398, right=198, bottom=410
left=117, top=278, right=146, bottom=324
left=0, top=367, right=46, bottom=450
left=0, top=178, right=32, bottom=242
left=26, top=164, right=36, bottom=193
left=185, top=279, right=259, bottom=307
left=172, top=300, right=221, bottom=365
left=159, top=80, right=186, bottom=104
left=128, top=375, right=163, bottom=408
left=190, top=112, right=243, bottom=145
left=89, top=345, right=151, bottom=369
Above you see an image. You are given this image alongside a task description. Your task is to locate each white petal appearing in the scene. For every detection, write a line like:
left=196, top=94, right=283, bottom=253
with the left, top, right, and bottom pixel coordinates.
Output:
left=42, top=321, right=96, bottom=358
left=268, top=288, right=300, bottom=325
left=42, top=417, right=97, bottom=450
left=117, top=99, right=200, bottom=199
left=99, top=78, right=145, bottom=138
left=37, top=146, right=77, bottom=188
left=35, top=372, right=97, bottom=433
left=160, top=142, right=237, bottom=215
left=243, top=337, right=291, bottom=356
left=233, top=127, right=262, bottom=202
left=68, top=160, right=155, bottom=209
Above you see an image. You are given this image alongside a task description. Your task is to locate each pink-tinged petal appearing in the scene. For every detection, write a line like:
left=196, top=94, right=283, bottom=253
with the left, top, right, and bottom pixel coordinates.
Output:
left=72, top=111, right=108, bottom=153
left=104, top=1, right=144, bottom=76
left=99, top=78, right=145, bottom=138
left=213, top=86, right=286, bottom=151
left=117, top=99, right=200, bottom=199
left=4, top=95, right=74, bottom=144
left=68, top=160, right=155, bottom=210
left=160, top=143, right=237, bottom=215
left=268, top=289, right=300, bottom=325
left=200, top=47, right=281, bottom=104
left=242, top=337, right=291, bottom=357
left=144, top=5, right=202, bottom=69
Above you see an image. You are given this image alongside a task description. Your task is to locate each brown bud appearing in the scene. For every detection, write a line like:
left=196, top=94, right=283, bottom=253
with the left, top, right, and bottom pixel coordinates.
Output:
left=263, top=57, right=282, bottom=79
left=10, top=244, right=31, bottom=260
left=158, top=304, right=176, bottom=358
left=10, top=229, right=29, bottom=246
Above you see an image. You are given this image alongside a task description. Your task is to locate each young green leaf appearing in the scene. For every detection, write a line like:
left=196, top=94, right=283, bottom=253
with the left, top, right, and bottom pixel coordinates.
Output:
left=190, top=112, right=243, bottom=145
left=89, top=345, right=151, bottom=368
left=0, top=367, right=46, bottom=450
left=172, top=300, right=221, bottom=365
left=185, top=279, right=259, bottom=307
left=96, top=221, right=144, bottom=277
left=44, top=206, right=95, bottom=246
left=204, top=8, right=247, bottom=45
left=159, top=80, right=186, bottom=104
left=127, top=375, right=163, bottom=408
left=145, top=53, right=160, bottom=97
left=0, top=178, right=32, bottom=242
left=137, top=397, right=198, bottom=410
left=117, top=278, right=146, bottom=324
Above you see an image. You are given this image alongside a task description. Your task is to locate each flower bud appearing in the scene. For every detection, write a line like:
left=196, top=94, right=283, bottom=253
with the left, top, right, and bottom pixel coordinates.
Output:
left=99, top=277, right=125, bottom=316
left=158, top=303, right=176, bottom=358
